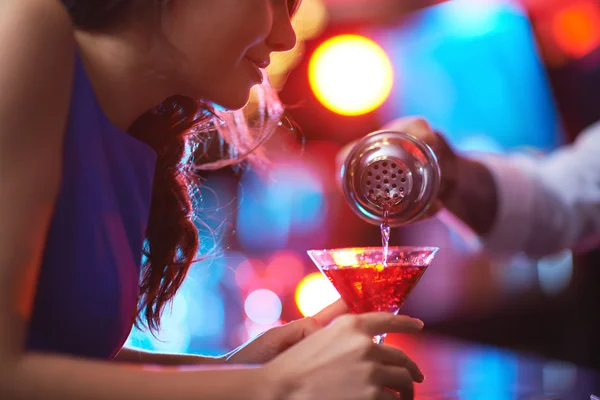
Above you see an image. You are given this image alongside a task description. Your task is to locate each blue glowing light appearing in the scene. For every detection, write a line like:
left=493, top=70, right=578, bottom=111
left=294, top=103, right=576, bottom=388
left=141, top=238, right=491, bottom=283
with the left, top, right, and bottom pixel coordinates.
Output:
left=372, top=0, right=564, bottom=153
left=236, top=165, right=326, bottom=251
left=457, top=349, right=519, bottom=399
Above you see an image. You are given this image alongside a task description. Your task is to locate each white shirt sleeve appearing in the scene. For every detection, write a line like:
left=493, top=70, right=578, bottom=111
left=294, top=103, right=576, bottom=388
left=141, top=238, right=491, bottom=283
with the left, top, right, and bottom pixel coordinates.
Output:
left=478, top=121, right=600, bottom=259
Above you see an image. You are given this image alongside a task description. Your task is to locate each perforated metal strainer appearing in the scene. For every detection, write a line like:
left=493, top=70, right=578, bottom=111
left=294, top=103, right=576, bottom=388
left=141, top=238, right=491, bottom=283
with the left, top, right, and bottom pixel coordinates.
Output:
left=341, top=130, right=441, bottom=227
left=361, top=157, right=412, bottom=207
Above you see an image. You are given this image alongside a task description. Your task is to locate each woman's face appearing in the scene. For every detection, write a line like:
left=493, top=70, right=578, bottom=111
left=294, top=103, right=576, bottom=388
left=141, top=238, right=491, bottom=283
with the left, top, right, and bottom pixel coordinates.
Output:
left=164, top=0, right=298, bottom=110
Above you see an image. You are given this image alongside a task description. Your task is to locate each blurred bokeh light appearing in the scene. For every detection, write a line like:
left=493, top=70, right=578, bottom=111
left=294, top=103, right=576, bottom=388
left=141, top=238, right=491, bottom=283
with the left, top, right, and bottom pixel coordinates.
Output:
left=308, top=34, right=394, bottom=116
left=551, top=0, right=600, bottom=59
left=236, top=161, right=327, bottom=251
left=295, top=272, right=341, bottom=317
left=244, top=289, right=282, bottom=325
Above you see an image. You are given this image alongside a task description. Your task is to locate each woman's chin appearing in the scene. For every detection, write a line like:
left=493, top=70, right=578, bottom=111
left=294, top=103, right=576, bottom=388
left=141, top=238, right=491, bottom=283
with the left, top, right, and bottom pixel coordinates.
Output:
left=208, top=89, right=254, bottom=112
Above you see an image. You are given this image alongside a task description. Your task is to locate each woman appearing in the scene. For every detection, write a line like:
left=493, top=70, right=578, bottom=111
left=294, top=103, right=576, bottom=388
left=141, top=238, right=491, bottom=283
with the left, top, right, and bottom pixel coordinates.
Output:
left=0, top=0, right=425, bottom=399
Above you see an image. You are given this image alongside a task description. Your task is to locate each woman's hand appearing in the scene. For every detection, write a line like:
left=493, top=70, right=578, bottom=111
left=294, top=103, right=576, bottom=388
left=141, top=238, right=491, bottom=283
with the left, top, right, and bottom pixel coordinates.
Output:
left=225, top=299, right=349, bottom=364
left=263, top=312, right=425, bottom=400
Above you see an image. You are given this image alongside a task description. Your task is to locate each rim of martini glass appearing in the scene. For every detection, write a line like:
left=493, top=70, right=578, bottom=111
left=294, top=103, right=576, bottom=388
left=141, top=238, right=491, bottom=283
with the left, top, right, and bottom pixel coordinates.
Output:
left=307, top=245, right=439, bottom=254
left=307, top=246, right=439, bottom=268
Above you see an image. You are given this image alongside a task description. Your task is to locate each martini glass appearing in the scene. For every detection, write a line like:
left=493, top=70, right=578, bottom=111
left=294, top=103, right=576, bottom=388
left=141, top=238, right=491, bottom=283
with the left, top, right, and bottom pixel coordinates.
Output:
left=307, top=246, right=438, bottom=344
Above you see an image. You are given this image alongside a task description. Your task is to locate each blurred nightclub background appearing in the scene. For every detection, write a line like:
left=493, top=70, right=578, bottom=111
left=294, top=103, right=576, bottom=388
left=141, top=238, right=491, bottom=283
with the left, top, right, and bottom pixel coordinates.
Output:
left=126, top=0, right=600, bottom=370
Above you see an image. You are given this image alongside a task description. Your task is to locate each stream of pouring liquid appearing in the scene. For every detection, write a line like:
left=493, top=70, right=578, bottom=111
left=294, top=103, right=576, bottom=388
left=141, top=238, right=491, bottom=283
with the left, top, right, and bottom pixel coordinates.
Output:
left=380, top=204, right=391, bottom=266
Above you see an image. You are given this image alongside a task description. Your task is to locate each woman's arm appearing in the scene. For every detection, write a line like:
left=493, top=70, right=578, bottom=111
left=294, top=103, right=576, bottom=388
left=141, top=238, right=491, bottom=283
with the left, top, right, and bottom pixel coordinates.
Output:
left=115, top=299, right=351, bottom=366
left=0, top=2, right=272, bottom=399
left=114, top=347, right=224, bottom=365
left=11, top=354, right=269, bottom=400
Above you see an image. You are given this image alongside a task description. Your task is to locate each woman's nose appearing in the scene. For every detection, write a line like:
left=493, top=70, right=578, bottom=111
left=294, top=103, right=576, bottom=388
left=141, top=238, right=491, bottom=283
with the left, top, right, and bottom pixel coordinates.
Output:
left=266, top=12, right=297, bottom=52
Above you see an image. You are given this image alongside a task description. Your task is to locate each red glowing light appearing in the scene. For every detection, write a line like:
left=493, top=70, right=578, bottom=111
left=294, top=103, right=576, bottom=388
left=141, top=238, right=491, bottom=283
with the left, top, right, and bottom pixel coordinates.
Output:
left=265, top=250, right=306, bottom=290
left=552, top=1, right=600, bottom=58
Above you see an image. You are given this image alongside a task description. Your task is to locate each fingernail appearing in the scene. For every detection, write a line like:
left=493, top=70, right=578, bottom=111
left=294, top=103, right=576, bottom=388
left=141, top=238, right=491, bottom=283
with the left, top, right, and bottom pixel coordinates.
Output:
left=418, top=373, right=426, bottom=383
left=413, top=318, right=424, bottom=328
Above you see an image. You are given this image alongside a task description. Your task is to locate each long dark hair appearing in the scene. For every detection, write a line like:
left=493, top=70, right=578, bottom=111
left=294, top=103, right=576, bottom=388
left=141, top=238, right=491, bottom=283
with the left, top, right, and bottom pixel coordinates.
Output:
left=62, top=0, right=211, bottom=332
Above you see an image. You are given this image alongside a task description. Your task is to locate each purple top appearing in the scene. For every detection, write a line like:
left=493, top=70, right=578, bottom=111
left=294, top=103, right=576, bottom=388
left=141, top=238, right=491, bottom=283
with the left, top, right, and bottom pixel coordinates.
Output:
left=26, top=53, right=157, bottom=359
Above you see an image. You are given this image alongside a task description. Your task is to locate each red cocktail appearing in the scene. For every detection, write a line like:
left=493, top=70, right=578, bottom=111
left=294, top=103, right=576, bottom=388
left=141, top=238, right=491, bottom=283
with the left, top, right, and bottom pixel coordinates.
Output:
left=307, top=246, right=438, bottom=344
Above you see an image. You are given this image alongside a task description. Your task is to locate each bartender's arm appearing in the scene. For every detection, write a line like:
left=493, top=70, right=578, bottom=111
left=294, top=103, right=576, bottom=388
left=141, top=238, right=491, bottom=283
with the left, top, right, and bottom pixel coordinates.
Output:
left=467, top=120, right=600, bottom=258
left=340, top=118, right=600, bottom=259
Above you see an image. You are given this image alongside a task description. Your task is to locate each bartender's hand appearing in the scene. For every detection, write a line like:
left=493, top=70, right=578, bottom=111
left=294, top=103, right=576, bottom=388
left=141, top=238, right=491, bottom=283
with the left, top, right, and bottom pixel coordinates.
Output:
left=379, top=117, right=459, bottom=218
left=337, top=116, right=498, bottom=235
left=224, top=299, right=349, bottom=364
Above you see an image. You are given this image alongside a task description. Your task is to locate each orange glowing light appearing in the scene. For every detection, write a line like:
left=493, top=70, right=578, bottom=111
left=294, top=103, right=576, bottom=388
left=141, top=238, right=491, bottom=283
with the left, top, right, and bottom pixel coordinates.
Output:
left=295, top=272, right=341, bottom=317
left=552, top=1, right=600, bottom=58
left=308, top=34, right=394, bottom=116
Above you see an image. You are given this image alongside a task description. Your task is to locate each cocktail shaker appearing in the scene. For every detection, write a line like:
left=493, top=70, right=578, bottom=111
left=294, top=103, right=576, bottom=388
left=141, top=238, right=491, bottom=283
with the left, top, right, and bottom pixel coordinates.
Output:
left=340, top=130, right=441, bottom=227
